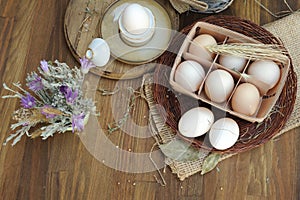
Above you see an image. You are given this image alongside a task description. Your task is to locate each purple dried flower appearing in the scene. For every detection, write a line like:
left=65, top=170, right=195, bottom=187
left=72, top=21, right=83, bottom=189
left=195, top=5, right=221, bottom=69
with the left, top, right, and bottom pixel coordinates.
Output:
left=72, top=113, right=85, bottom=133
left=21, top=94, right=36, bottom=108
left=80, top=56, right=96, bottom=74
left=40, top=60, right=49, bottom=73
left=28, top=74, right=43, bottom=92
left=65, top=87, right=78, bottom=104
left=59, top=85, right=68, bottom=94
left=41, top=105, right=56, bottom=119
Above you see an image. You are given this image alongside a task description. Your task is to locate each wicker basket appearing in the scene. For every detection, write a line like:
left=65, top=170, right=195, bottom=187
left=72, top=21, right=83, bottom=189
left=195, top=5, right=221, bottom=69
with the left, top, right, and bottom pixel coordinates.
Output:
left=153, top=15, right=297, bottom=154
left=192, top=0, right=234, bottom=13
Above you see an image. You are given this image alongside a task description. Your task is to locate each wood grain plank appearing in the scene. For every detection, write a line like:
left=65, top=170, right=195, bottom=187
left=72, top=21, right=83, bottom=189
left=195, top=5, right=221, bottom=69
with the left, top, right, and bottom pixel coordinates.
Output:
left=0, top=0, right=41, bottom=199
left=0, top=17, right=14, bottom=84
left=0, top=16, right=15, bottom=157
left=0, top=0, right=71, bottom=200
left=0, top=0, right=20, bottom=17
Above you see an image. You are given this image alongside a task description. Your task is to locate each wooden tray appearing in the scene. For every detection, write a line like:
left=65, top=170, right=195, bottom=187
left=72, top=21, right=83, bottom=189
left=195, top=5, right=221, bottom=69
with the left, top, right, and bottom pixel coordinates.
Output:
left=64, top=0, right=179, bottom=80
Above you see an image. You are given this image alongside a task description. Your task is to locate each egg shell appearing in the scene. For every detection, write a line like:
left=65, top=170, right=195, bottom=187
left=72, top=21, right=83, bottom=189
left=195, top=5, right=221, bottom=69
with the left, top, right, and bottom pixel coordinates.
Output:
left=204, top=69, right=235, bottom=103
left=231, top=83, right=260, bottom=116
left=175, top=60, right=206, bottom=92
left=247, top=60, right=281, bottom=89
left=121, top=4, right=150, bottom=35
left=188, top=34, right=217, bottom=61
left=209, top=118, right=239, bottom=150
left=191, top=34, right=217, bottom=47
left=178, top=107, right=214, bottom=138
left=219, top=54, right=247, bottom=72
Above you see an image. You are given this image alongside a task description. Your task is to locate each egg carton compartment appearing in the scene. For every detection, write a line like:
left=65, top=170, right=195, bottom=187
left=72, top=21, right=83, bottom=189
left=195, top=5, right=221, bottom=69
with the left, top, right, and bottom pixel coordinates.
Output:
left=214, top=56, right=277, bottom=96
left=242, top=60, right=285, bottom=95
left=169, top=22, right=290, bottom=123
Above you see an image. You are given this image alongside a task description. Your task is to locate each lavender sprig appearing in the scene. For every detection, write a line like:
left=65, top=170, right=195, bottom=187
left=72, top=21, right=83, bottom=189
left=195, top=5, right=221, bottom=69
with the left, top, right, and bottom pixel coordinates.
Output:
left=80, top=56, right=96, bottom=74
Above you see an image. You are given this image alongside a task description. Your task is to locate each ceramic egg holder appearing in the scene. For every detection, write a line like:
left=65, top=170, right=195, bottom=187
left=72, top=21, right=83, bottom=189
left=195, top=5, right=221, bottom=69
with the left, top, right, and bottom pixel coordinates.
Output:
left=118, top=4, right=156, bottom=47
left=169, top=22, right=290, bottom=123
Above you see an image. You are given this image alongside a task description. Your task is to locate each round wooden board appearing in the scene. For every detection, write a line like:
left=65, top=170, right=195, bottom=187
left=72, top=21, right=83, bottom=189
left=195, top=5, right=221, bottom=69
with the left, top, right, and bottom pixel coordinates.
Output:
left=64, top=0, right=179, bottom=80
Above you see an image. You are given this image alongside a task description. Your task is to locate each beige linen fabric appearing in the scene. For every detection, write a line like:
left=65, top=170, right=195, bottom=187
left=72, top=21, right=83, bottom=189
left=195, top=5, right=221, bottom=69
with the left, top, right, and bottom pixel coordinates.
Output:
left=263, top=12, right=300, bottom=135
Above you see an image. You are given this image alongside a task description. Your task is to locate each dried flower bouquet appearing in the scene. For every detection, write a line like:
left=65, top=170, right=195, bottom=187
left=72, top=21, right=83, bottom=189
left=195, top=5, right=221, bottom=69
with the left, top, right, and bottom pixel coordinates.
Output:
left=2, top=58, right=97, bottom=145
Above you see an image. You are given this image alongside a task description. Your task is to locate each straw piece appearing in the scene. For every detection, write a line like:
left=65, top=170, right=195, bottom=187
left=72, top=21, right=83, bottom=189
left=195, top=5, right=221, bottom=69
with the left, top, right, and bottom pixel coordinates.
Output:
left=254, top=0, right=296, bottom=18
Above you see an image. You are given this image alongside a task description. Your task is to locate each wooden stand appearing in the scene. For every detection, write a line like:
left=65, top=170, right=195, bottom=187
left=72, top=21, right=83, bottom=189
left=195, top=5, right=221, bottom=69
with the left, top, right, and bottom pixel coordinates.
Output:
left=64, top=0, right=179, bottom=79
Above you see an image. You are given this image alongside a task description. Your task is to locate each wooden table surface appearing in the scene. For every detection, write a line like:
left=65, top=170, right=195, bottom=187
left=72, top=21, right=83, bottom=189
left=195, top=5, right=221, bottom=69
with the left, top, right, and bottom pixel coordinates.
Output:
left=0, top=0, right=299, bottom=199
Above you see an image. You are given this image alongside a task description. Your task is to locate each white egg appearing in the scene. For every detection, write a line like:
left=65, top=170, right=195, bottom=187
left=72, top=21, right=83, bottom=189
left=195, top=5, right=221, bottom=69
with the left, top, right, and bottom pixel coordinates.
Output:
left=247, top=60, right=281, bottom=89
left=219, top=54, right=247, bottom=72
left=188, top=34, right=217, bottom=61
left=121, top=4, right=150, bottom=35
left=178, top=107, right=214, bottom=138
left=175, top=60, right=206, bottom=92
left=204, top=69, right=235, bottom=103
left=209, top=118, right=239, bottom=150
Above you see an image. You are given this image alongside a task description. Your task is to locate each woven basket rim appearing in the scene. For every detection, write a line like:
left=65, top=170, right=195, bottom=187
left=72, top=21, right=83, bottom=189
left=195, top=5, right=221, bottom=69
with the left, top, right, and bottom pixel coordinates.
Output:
left=191, top=0, right=234, bottom=13
left=153, top=15, right=297, bottom=154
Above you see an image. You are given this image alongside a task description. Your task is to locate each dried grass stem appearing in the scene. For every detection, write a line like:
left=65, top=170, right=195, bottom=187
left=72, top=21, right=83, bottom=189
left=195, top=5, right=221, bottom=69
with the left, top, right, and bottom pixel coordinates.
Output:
left=206, top=43, right=289, bottom=64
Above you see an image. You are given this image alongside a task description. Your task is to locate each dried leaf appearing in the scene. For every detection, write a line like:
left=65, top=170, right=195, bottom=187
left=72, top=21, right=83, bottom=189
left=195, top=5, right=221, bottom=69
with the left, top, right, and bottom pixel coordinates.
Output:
left=201, top=153, right=221, bottom=175
left=159, top=139, right=201, bottom=162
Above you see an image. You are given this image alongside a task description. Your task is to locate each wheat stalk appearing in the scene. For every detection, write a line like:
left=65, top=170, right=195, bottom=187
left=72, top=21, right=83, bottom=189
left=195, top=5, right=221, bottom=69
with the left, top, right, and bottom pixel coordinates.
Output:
left=206, top=43, right=289, bottom=64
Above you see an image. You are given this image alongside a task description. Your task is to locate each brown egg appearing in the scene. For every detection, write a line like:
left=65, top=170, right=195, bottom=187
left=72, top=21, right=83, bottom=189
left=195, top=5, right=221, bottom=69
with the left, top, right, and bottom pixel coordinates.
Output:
left=231, top=83, right=261, bottom=116
left=188, top=34, right=217, bottom=61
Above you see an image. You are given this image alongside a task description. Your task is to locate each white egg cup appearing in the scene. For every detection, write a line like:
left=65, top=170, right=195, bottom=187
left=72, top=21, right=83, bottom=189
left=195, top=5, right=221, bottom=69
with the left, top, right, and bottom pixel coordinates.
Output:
left=118, top=7, right=155, bottom=47
left=85, top=38, right=110, bottom=67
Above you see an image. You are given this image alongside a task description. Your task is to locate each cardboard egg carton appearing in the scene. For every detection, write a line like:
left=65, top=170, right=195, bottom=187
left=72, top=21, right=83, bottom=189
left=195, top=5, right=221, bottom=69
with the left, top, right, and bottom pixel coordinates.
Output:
left=169, top=22, right=290, bottom=123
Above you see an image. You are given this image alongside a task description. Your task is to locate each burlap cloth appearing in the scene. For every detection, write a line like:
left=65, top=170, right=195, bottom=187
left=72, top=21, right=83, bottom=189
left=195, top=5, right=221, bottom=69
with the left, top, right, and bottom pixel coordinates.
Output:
left=143, top=12, right=300, bottom=181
